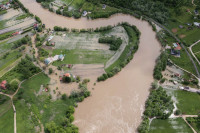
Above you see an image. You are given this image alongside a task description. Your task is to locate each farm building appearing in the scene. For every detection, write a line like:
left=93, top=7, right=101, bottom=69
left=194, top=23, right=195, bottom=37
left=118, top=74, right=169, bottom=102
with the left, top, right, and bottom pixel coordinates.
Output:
left=0, top=80, right=7, bottom=89
left=44, top=54, right=65, bottom=65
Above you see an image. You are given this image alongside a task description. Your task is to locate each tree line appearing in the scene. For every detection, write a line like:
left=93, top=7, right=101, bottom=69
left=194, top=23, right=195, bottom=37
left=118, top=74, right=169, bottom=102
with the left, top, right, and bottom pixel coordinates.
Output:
left=98, top=36, right=122, bottom=51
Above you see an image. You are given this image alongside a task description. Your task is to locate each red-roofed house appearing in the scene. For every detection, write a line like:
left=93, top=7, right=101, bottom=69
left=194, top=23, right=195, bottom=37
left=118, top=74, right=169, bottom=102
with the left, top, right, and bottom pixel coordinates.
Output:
left=64, top=73, right=70, bottom=77
left=0, top=80, right=7, bottom=89
left=174, top=43, right=182, bottom=51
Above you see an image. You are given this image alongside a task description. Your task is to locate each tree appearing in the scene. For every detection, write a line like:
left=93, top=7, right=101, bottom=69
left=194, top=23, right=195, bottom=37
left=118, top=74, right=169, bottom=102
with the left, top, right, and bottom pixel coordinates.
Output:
left=49, top=68, right=53, bottom=74
left=63, top=76, right=71, bottom=83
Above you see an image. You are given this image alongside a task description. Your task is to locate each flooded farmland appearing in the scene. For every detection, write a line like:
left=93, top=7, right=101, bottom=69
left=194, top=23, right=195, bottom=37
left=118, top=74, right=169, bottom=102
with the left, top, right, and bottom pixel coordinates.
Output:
left=19, top=0, right=161, bottom=132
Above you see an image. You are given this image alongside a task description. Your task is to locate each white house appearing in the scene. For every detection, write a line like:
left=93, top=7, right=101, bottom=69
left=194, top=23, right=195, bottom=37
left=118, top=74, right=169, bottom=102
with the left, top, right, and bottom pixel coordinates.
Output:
left=194, top=22, right=200, bottom=27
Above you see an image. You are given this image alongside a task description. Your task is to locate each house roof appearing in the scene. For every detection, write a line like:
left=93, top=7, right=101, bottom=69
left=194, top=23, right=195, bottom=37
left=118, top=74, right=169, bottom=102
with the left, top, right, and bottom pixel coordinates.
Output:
left=64, top=73, right=70, bottom=77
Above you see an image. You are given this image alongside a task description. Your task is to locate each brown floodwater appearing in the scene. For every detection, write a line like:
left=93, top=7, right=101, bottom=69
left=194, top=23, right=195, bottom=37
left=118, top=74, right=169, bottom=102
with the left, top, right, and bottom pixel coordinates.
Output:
left=19, top=0, right=161, bottom=132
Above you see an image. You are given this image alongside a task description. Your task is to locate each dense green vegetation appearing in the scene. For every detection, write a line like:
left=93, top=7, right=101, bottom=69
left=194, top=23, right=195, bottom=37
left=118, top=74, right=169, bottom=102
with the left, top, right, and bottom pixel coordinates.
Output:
left=144, top=87, right=174, bottom=119
left=0, top=108, right=14, bottom=133
left=0, top=31, right=14, bottom=41
left=98, top=23, right=140, bottom=81
left=175, top=90, right=200, bottom=115
left=0, top=57, right=41, bottom=94
left=0, top=50, right=22, bottom=72
left=149, top=118, right=193, bottom=133
left=187, top=116, right=200, bottom=133
left=138, top=87, right=174, bottom=133
left=153, top=52, right=168, bottom=80
left=12, top=35, right=31, bottom=49
left=14, top=72, right=90, bottom=133
left=98, top=36, right=122, bottom=51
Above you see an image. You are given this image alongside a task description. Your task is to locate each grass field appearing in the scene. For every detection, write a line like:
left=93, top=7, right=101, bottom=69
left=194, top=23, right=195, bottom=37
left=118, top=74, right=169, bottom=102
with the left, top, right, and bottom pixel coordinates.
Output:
left=169, top=49, right=198, bottom=75
left=149, top=118, right=193, bottom=133
left=190, top=122, right=200, bottom=133
left=15, top=73, right=74, bottom=132
left=0, top=108, right=14, bottom=133
left=167, top=6, right=200, bottom=46
left=175, top=90, right=200, bottom=115
left=0, top=50, right=22, bottom=72
left=52, top=49, right=113, bottom=65
left=192, top=42, right=200, bottom=53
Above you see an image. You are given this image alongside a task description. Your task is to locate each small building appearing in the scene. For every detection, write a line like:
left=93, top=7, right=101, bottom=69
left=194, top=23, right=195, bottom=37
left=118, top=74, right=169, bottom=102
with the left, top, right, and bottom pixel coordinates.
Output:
left=64, top=73, right=71, bottom=77
left=171, top=49, right=180, bottom=57
left=165, top=45, right=171, bottom=49
left=58, top=54, right=64, bottom=61
left=12, top=31, right=22, bottom=36
left=82, top=11, right=87, bottom=16
left=44, top=55, right=64, bottom=65
left=179, top=25, right=183, bottom=29
left=186, top=23, right=191, bottom=26
left=184, top=86, right=190, bottom=90
left=194, top=22, right=200, bottom=27
left=194, top=9, right=199, bottom=15
left=0, top=80, right=7, bottom=89
left=102, top=4, right=106, bottom=9
left=47, top=36, right=54, bottom=42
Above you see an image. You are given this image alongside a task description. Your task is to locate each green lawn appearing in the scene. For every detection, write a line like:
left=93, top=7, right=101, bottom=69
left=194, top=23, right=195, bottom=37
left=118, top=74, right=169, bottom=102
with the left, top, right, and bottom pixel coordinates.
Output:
left=0, top=50, right=22, bottom=72
left=167, top=6, right=200, bottom=46
left=149, top=118, right=193, bottom=133
left=15, top=73, right=74, bottom=132
left=0, top=108, right=14, bottom=133
left=0, top=95, right=12, bottom=116
left=196, top=52, right=200, bottom=62
left=187, top=117, right=200, bottom=133
left=175, top=90, right=200, bottom=115
left=169, top=49, right=198, bottom=76
left=52, top=49, right=112, bottom=65
left=192, top=42, right=200, bottom=53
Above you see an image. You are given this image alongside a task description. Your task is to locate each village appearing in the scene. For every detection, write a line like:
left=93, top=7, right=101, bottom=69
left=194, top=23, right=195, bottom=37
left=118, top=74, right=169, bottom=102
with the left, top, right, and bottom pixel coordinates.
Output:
left=0, top=0, right=200, bottom=133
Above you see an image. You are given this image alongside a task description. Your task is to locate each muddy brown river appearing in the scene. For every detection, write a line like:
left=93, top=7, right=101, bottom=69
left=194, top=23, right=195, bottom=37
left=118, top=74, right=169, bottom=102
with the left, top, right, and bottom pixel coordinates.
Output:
left=19, top=0, right=161, bottom=132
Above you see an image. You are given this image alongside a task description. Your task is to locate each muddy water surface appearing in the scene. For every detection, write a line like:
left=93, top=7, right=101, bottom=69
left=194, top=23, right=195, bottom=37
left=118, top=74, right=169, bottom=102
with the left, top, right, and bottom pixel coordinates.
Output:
left=19, top=0, right=161, bottom=132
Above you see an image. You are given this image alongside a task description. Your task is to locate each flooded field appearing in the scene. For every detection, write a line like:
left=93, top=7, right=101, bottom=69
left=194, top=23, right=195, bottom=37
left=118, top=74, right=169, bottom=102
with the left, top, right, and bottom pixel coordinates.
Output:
left=19, top=0, right=161, bottom=132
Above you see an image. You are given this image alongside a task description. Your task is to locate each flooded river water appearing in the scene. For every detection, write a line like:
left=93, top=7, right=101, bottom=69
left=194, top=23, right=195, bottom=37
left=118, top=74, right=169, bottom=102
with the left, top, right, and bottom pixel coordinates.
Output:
left=19, top=0, right=161, bottom=132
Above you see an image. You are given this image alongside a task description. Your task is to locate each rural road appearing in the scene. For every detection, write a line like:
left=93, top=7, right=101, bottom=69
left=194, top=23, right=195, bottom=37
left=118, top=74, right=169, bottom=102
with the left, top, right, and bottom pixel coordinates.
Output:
left=189, top=40, right=200, bottom=66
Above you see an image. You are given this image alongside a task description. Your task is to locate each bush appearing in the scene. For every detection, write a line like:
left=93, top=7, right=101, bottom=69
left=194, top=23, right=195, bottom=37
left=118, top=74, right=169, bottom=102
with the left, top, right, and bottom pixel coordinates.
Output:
left=48, top=68, right=53, bottom=74
left=98, top=36, right=122, bottom=51
left=63, top=76, right=71, bottom=83
left=61, top=94, right=68, bottom=101
left=175, top=110, right=182, bottom=115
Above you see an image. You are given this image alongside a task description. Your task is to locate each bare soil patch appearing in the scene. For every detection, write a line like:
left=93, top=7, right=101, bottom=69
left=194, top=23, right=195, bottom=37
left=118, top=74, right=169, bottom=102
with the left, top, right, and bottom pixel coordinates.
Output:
left=172, top=28, right=178, bottom=33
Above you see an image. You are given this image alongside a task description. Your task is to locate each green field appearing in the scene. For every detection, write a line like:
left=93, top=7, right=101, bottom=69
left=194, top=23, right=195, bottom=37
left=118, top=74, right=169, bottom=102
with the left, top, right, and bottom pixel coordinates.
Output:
left=169, top=49, right=197, bottom=76
left=167, top=6, right=200, bottom=46
left=15, top=73, right=74, bottom=132
left=149, top=118, right=193, bottom=133
left=0, top=50, right=22, bottom=72
left=192, top=42, right=200, bottom=53
left=175, top=90, right=200, bottom=115
left=187, top=117, right=200, bottom=133
left=52, top=49, right=112, bottom=65
left=0, top=108, right=14, bottom=133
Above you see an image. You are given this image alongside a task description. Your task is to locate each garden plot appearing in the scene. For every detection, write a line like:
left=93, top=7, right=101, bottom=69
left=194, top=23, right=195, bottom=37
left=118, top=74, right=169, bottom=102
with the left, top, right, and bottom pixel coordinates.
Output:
left=0, top=18, right=35, bottom=34
left=0, top=8, right=23, bottom=21
left=149, top=118, right=193, bottom=133
left=192, top=42, right=200, bottom=62
left=51, top=26, right=129, bottom=66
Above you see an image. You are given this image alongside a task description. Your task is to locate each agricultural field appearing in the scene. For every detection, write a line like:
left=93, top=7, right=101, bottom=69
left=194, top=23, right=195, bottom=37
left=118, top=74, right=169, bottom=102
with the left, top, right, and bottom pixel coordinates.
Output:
left=174, top=90, right=200, bottom=115
left=49, top=26, right=128, bottom=67
left=0, top=8, right=35, bottom=35
left=0, top=95, right=13, bottom=133
left=14, top=73, right=75, bottom=132
left=149, top=118, right=193, bottom=133
left=192, top=42, right=200, bottom=62
left=167, top=6, right=200, bottom=46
